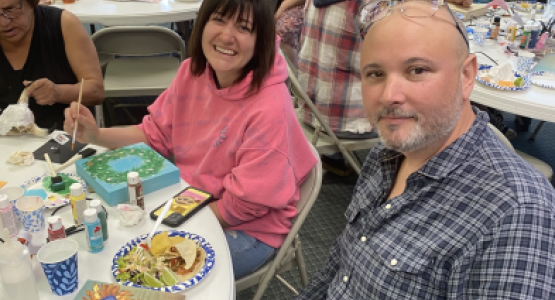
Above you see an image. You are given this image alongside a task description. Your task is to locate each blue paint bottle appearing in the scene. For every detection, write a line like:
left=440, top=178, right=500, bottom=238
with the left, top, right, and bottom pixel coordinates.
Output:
left=83, top=209, right=104, bottom=253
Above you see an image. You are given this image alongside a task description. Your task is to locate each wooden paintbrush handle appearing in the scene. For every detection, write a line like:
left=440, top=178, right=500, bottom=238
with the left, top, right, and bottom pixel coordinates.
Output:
left=44, top=153, right=57, bottom=176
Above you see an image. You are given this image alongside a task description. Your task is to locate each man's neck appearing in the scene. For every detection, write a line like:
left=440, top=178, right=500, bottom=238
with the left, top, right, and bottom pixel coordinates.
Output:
left=402, top=104, right=476, bottom=174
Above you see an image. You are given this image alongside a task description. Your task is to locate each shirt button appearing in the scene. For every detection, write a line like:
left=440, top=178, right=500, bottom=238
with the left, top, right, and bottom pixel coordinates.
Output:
left=385, top=204, right=392, bottom=210
left=360, top=236, right=367, bottom=242
left=390, top=259, right=398, bottom=266
left=343, top=276, right=349, bottom=282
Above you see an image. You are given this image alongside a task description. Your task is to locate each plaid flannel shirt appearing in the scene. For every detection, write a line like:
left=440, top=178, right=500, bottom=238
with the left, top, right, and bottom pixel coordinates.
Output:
left=295, top=109, right=555, bottom=300
left=297, top=0, right=373, bottom=133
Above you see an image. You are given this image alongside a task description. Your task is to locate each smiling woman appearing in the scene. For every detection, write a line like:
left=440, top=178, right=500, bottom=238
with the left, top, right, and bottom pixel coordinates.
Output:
left=0, top=0, right=103, bottom=130
left=62, top=0, right=318, bottom=283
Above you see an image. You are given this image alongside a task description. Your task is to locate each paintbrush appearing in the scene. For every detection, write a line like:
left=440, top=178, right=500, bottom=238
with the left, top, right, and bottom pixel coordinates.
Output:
left=71, top=78, right=84, bottom=151
left=44, top=153, right=64, bottom=191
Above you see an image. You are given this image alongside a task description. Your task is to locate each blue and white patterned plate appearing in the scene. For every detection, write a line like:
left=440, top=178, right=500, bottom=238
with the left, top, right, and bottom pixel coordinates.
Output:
left=510, top=2, right=544, bottom=12
left=20, top=172, right=87, bottom=208
left=529, top=71, right=555, bottom=89
left=476, top=65, right=531, bottom=91
left=111, top=230, right=216, bottom=293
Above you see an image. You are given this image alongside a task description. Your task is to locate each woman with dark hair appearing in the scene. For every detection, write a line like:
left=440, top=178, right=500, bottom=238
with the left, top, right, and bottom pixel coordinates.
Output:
left=0, top=0, right=104, bottom=130
left=64, top=0, right=318, bottom=279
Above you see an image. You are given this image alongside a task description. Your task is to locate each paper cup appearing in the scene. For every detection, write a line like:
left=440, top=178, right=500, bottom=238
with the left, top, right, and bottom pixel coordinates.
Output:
left=517, top=50, right=535, bottom=73
left=473, top=28, right=489, bottom=46
left=0, top=186, right=25, bottom=221
left=476, top=20, right=490, bottom=30
left=37, top=239, right=79, bottom=296
left=16, top=196, right=45, bottom=233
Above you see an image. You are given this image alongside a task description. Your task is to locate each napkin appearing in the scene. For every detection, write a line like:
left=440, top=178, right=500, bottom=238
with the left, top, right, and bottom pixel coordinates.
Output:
left=117, top=204, right=145, bottom=227
left=483, top=62, right=515, bottom=83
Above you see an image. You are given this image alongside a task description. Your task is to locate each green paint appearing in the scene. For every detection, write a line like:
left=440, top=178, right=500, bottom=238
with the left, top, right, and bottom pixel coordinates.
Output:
left=42, top=174, right=78, bottom=195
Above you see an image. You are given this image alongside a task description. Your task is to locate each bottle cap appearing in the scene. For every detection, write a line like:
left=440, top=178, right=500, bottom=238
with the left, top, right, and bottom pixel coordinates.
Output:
left=70, top=183, right=84, bottom=197
left=83, top=209, right=98, bottom=223
left=89, top=199, right=102, bottom=213
left=127, top=172, right=140, bottom=185
left=47, top=216, right=63, bottom=231
left=17, top=230, right=31, bottom=245
left=0, top=194, right=9, bottom=209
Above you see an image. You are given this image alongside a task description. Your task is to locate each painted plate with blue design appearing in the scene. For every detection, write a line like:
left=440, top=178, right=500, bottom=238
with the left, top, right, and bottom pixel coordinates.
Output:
left=111, top=230, right=216, bottom=293
left=21, top=172, right=87, bottom=208
left=476, top=65, right=531, bottom=91
left=529, top=71, right=555, bottom=89
left=510, top=2, right=544, bottom=12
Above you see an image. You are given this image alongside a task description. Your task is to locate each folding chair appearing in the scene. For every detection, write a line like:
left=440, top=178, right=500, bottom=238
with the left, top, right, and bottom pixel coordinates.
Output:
left=488, top=123, right=553, bottom=181
left=91, top=26, right=186, bottom=127
left=235, top=144, right=323, bottom=300
left=284, top=55, right=379, bottom=175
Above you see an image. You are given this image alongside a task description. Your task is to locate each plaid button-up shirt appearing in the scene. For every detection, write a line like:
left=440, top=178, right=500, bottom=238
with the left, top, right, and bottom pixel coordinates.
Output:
left=295, top=110, right=555, bottom=300
left=297, top=0, right=373, bottom=134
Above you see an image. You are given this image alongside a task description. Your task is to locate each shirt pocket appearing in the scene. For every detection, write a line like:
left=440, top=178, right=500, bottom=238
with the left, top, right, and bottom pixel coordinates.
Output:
left=370, top=236, right=435, bottom=275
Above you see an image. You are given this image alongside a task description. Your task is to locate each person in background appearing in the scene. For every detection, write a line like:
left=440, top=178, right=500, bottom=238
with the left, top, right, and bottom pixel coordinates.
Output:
left=64, top=0, right=318, bottom=280
left=297, top=0, right=470, bottom=176
left=275, top=0, right=305, bottom=65
left=0, top=0, right=104, bottom=130
left=295, top=1, right=555, bottom=299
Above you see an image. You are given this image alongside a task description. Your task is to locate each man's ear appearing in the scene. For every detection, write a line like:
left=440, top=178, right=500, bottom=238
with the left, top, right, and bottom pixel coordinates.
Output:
left=460, top=54, right=478, bottom=102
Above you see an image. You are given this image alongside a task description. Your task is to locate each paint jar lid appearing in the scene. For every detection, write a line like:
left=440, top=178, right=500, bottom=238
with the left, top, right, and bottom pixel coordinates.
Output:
left=70, top=183, right=83, bottom=197
left=47, top=216, right=63, bottom=231
left=0, top=194, right=9, bottom=209
left=84, top=209, right=98, bottom=223
left=127, top=172, right=141, bottom=185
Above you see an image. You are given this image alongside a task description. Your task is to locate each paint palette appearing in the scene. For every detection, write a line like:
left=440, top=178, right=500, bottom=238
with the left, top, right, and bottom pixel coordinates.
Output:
left=21, top=172, right=87, bottom=208
left=75, top=143, right=180, bottom=206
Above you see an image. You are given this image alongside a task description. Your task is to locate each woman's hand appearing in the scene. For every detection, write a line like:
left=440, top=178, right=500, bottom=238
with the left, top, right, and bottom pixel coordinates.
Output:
left=64, top=101, right=99, bottom=144
left=23, top=79, right=60, bottom=105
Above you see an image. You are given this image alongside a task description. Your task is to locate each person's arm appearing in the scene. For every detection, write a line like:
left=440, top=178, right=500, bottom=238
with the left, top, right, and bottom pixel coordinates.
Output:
left=26, top=10, right=104, bottom=106
left=459, top=203, right=555, bottom=299
left=275, top=0, right=306, bottom=19
left=446, top=0, right=472, bottom=8
left=294, top=235, right=342, bottom=300
left=64, top=102, right=148, bottom=150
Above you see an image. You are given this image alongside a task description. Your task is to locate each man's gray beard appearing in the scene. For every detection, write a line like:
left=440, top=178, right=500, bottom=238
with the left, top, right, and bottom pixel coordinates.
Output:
left=371, top=83, right=464, bottom=153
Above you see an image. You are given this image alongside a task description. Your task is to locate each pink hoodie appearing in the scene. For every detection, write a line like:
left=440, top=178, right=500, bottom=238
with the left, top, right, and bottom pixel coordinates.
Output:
left=138, top=39, right=318, bottom=248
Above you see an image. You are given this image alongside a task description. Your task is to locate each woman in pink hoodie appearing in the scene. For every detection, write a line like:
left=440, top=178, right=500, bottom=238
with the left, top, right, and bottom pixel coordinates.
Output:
left=64, top=0, right=318, bottom=279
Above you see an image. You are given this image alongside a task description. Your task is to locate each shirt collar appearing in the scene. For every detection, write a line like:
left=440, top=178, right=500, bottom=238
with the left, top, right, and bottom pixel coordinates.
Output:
left=373, top=106, right=489, bottom=180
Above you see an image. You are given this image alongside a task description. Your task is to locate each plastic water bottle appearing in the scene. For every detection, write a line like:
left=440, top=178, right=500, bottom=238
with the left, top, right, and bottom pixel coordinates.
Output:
left=0, top=229, right=40, bottom=300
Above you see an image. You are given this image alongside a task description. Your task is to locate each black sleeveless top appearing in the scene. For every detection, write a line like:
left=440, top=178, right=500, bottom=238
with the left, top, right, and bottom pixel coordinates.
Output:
left=0, top=6, right=77, bottom=130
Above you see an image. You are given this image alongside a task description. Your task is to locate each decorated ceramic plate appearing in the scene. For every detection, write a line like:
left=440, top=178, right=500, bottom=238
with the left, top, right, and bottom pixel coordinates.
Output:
left=476, top=65, right=531, bottom=91
left=20, top=172, right=87, bottom=208
left=529, top=71, right=555, bottom=89
left=111, top=230, right=215, bottom=293
left=510, top=2, right=544, bottom=12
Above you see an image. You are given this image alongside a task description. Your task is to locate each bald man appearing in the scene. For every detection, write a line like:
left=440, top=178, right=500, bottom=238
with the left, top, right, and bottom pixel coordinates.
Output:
left=294, top=2, right=555, bottom=300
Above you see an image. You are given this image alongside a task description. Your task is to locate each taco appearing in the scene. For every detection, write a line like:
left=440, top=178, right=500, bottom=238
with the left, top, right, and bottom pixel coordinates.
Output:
left=169, top=239, right=206, bottom=281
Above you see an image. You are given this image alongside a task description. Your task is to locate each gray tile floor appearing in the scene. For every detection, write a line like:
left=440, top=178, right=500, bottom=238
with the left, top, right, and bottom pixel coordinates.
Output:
left=236, top=112, right=555, bottom=300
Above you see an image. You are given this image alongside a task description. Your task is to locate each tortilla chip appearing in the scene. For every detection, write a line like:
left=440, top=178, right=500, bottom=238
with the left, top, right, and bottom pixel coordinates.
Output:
left=150, top=232, right=171, bottom=256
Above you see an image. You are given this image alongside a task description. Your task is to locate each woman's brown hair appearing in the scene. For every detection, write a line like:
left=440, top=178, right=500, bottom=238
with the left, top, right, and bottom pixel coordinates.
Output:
left=188, top=0, right=276, bottom=96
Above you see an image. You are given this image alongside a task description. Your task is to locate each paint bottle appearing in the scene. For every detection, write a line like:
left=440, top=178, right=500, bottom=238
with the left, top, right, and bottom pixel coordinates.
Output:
left=490, top=17, right=501, bottom=39
left=83, top=209, right=104, bottom=253
left=507, top=21, right=518, bottom=42
left=47, top=216, right=66, bottom=242
left=0, top=194, right=18, bottom=238
left=127, top=172, right=144, bottom=210
left=520, top=25, right=532, bottom=49
left=89, top=200, right=108, bottom=241
left=70, top=183, right=87, bottom=225
left=529, top=25, right=540, bottom=48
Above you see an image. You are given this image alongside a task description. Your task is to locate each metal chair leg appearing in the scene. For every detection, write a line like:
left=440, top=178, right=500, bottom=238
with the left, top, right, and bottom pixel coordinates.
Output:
left=295, top=238, right=309, bottom=287
left=529, top=121, right=545, bottom=141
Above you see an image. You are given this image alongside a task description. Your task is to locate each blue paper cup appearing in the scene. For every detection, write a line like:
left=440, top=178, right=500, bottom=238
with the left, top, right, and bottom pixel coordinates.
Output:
left=37, top=239, right=79, bottom=296
left=16, top=196, right=45, bottom=233
left=0, top=186, right=25, bottom=222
